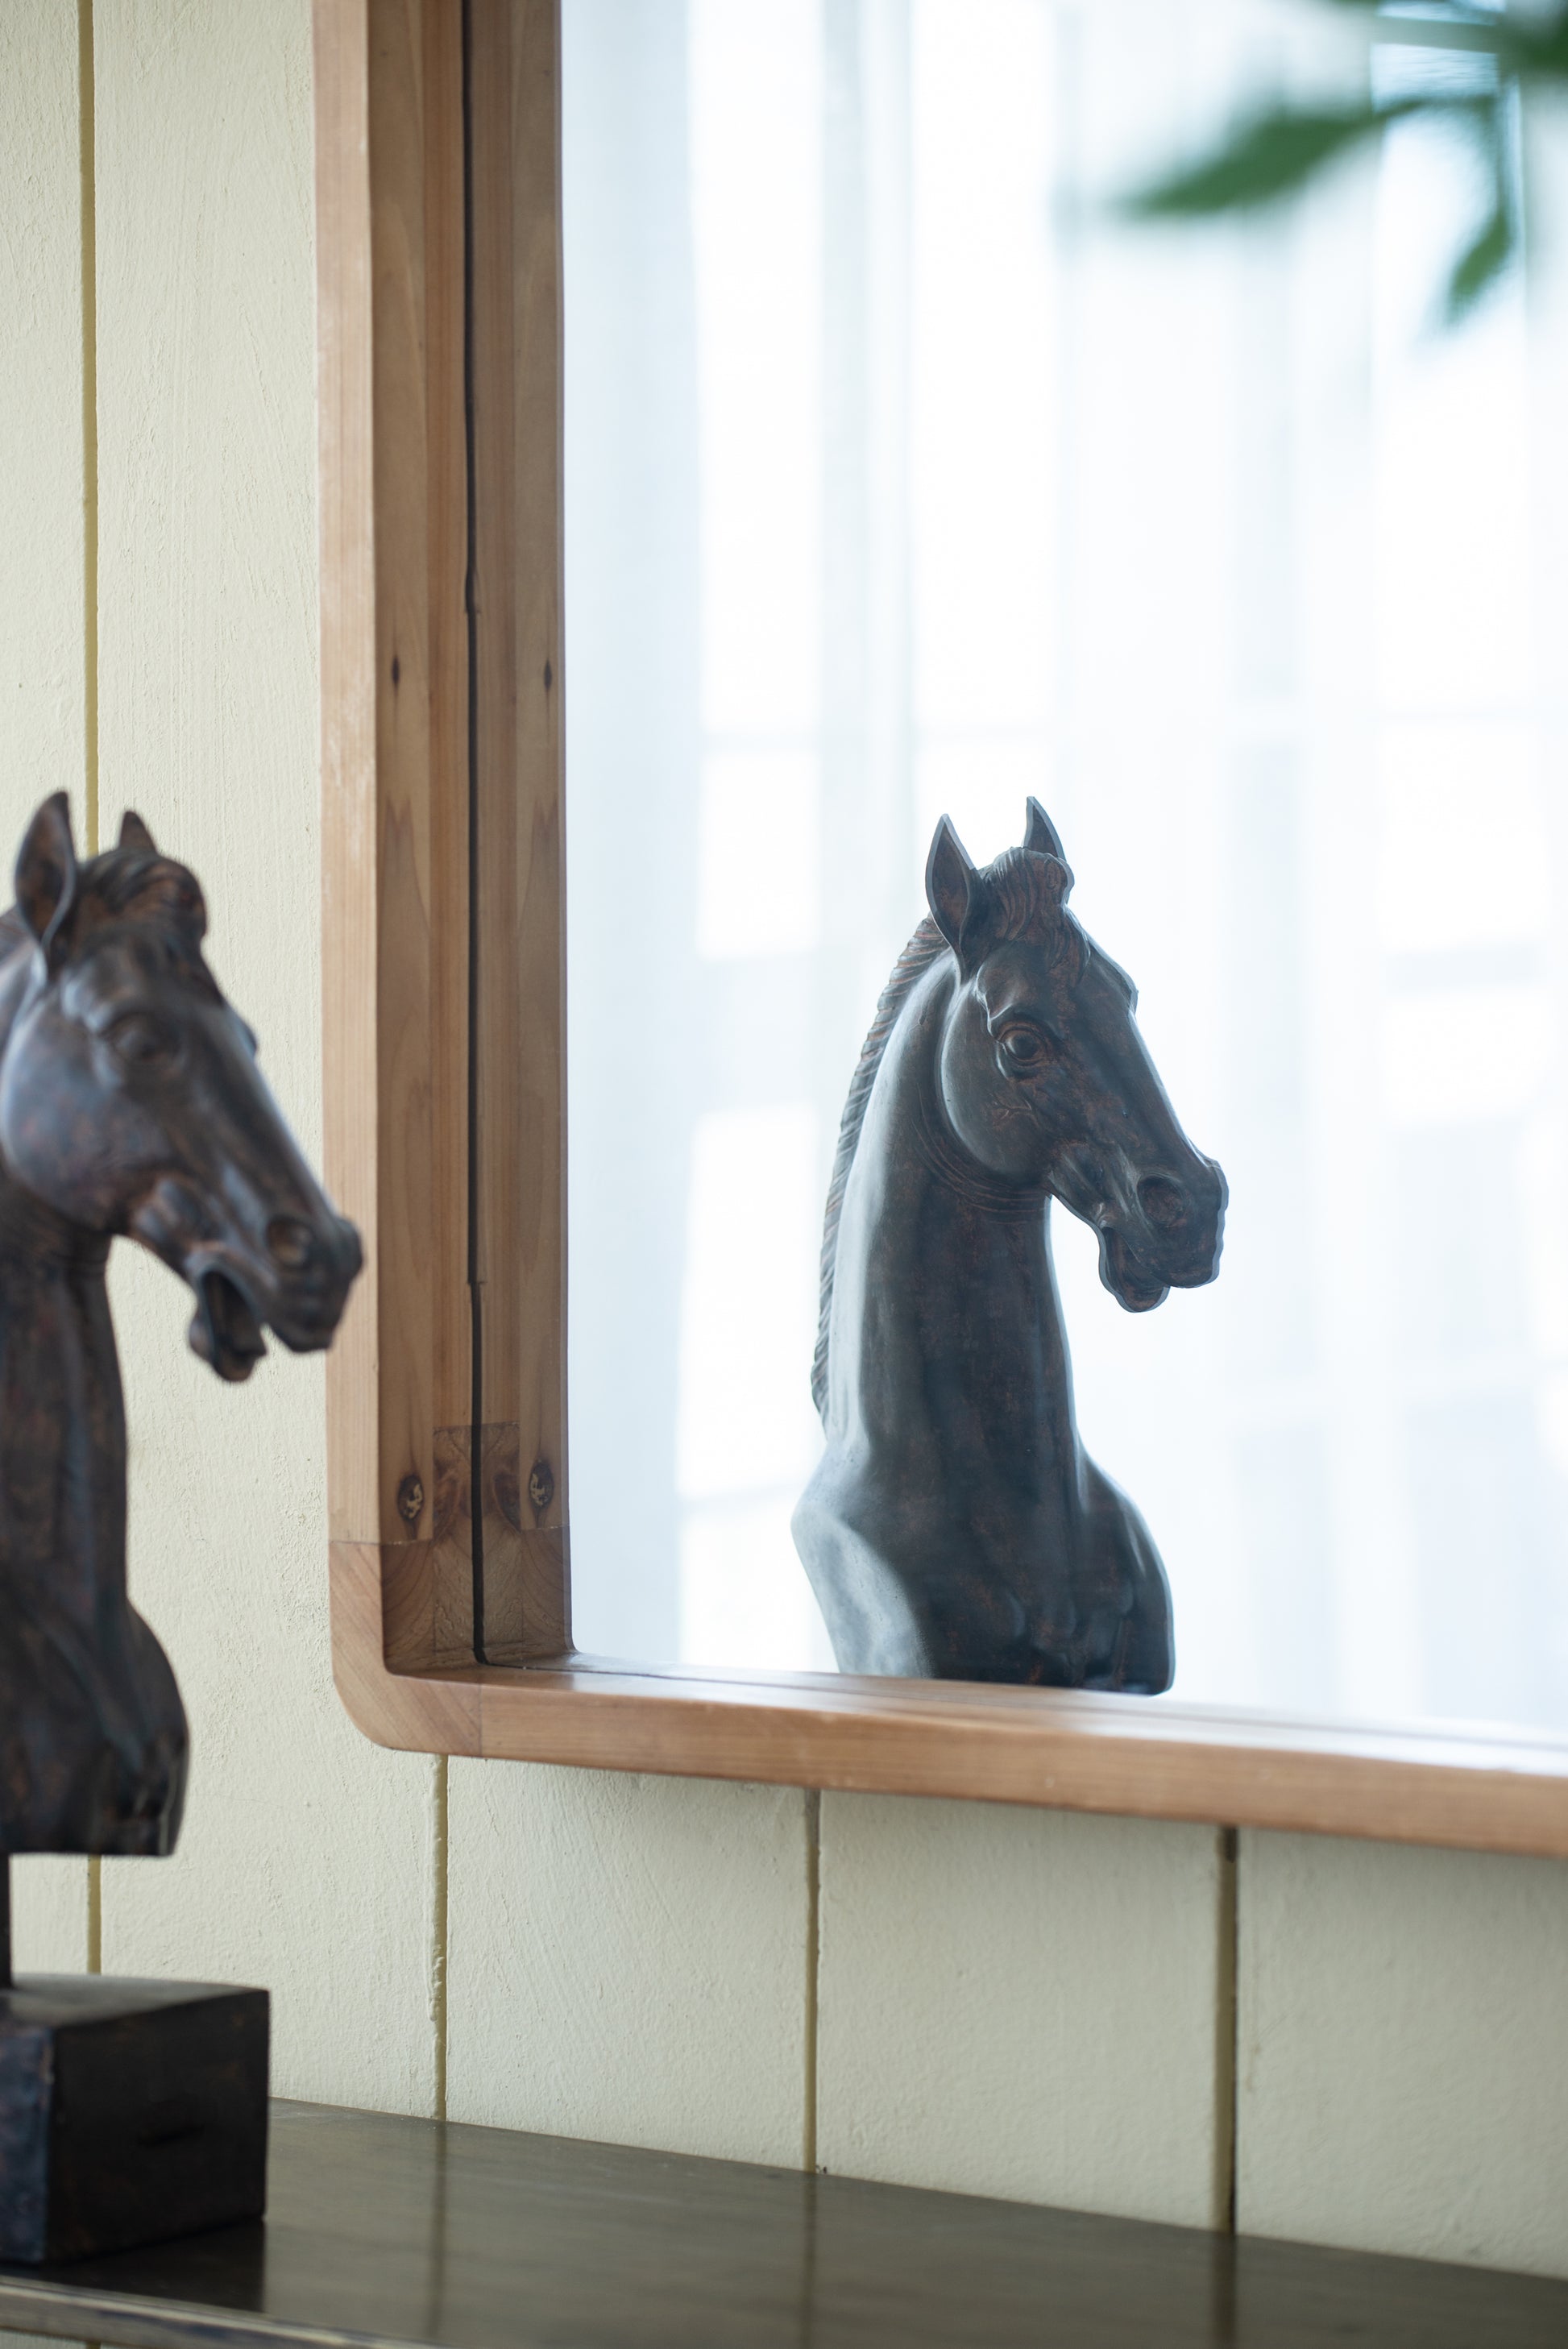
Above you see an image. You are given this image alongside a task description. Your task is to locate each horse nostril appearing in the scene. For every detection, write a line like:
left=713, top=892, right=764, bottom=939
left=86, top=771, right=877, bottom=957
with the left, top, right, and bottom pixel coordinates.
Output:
left=1137, top=1176, right=1187, bottom=1234
left=266, top=1216, right=317, bottom=1272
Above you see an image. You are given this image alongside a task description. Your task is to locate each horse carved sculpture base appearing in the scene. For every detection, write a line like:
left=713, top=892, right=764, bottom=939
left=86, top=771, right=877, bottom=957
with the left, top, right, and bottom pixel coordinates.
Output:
left=795, top=800, right=1226, bottom=1689
left=0, top=796, right=360, bottom=2260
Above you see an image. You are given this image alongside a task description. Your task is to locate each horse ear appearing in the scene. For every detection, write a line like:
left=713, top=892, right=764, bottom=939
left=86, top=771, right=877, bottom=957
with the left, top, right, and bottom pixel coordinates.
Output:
left=15, top=793, right=78, bottom=961
left=1023, top=797, right=1072, bottom=891
left=926, top=816, right=985, bottom=965
left=118, top=808, right=157, bottom=855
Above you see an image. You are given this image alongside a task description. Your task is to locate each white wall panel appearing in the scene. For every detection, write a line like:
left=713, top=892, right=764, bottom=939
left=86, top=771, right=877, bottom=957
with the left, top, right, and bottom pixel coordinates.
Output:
left=0, top=0, right=89, bottom=1978
left=1238, top=1830, right=1568, bottom=2278
left=10, top=1856, right=89, bottom=1978
left=817, top=1795, right=1227, bottom=2227
left=447, top=1763, right=811, bottom=2164
left=0, top=0, right=85, bottom=820
left=88, top=0, right=440, bottom=2115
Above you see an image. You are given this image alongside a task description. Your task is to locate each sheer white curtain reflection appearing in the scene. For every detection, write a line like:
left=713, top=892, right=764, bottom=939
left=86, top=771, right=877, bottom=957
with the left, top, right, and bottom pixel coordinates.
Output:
left=563, top=0, right=1568, bottom=1729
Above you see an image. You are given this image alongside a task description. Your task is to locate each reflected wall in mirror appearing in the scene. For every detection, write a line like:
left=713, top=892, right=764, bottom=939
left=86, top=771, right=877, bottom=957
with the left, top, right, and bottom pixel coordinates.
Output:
left=562, top=0, right=1568, bottom=1737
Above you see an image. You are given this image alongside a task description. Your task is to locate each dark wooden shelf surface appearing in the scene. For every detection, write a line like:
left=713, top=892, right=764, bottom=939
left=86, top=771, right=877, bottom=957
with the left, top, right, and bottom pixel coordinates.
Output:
left=0, top=2099, right=1565, bottom=2348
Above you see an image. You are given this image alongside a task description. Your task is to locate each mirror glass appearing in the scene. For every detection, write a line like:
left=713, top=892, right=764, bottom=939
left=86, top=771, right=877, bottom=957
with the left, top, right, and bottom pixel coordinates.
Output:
left=562, top=0, right=1568, bottom=1732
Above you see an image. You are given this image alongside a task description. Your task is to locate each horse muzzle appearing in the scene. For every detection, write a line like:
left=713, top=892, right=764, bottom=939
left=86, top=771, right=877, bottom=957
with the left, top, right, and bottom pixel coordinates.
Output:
left=131, top=1178, right=363, bottom=1382
left=1097, top=1156, right=1227, bottom=1312
left=190, top=1214, right=360, bottom=1381
left=251, top=1211, right=363, bottom=1355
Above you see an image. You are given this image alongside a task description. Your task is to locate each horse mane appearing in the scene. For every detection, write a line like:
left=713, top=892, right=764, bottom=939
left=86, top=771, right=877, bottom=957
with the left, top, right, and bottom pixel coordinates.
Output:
left=81, top=846, right=209, bottom=948
left=811, top=846, right=1075, bottom=1415
left=0, top=845, right=215, bottom=998
left=812, top=915, right=948, bottom=1414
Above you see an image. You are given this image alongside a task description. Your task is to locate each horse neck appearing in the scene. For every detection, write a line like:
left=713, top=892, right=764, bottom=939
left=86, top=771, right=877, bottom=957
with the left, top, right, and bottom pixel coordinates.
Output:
left=0, top=931, right=126, bottom=1621
left=828, top=960, right=1082, bottom=1496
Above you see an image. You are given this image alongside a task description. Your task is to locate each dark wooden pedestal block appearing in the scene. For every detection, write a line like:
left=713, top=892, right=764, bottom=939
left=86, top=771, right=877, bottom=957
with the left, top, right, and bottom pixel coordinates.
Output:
left=0, top=1974, right=268, bottom=2263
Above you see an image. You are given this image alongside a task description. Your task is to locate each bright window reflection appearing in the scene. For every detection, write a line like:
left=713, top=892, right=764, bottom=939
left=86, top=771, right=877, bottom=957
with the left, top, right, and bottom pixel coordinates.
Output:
left=563, top=0, right=1568, bottom=1730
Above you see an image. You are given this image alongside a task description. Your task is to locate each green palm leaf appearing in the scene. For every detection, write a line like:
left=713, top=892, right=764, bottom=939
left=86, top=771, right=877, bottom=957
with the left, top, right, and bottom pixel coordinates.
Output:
left=1121, top=99, right=1420, bottom=220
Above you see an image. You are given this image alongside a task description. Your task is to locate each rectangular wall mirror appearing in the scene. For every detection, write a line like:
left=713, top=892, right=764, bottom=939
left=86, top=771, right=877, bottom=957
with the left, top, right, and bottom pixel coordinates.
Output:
left=316, top=0, right=1568, bottom=1849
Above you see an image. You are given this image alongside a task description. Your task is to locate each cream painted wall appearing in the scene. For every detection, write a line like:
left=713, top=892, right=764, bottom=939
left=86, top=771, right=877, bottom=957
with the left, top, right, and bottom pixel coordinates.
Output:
left=815, top=1798, right=1228, bottom=2228
left=446, top=1766, right=812, bottom=2165
left=1238, top=1832, right=1568, bottom=2277
left=88, top=0, right=442, bottom=2116
left=2, top=0, right=1568, bottom=2289
left=0, top=0, right=90, bottom=1982
left=3, top=0, right=442, bottom=2114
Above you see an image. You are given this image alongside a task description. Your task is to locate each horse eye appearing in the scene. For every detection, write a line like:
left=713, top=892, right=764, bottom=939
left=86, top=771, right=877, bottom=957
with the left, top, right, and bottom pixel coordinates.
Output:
left=998, top=1024, right=1051, bottom=1071
left=106, top=1012, right=178, bottom=1067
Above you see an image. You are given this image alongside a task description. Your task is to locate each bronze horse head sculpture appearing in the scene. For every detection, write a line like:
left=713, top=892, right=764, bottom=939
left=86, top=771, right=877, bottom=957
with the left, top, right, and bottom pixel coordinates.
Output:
left=0, top=795, right=360, bottom=1855
left=794, top=799, right=1225, bottom=1689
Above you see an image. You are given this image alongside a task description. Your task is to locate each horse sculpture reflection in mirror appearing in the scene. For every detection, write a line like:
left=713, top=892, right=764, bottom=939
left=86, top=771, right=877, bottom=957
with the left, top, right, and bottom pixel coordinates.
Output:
left=0, top=794, right=361, bottom=1859
left=794, top=799, right=1226, bottom=1690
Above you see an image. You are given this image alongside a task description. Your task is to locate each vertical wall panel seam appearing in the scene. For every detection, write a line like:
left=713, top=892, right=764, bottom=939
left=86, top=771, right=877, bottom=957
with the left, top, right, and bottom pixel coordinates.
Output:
left=803, top=1790, right=820, bottom=2172
left=78, top=0, right=101, bottom=1982
left=433, top=1755, right=450, bottom=2120
left=1220, top=1826, right=1239, bottom=2231
left=78, top=0, right=98, bottom=858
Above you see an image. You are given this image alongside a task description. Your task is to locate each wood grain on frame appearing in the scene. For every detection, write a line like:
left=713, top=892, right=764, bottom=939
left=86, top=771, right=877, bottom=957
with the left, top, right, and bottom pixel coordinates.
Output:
left=464, top=0, right=570, bottom=1662
left=317, top=0, right=1568, bottom=1856
left=316, top=0, right=473, bottom=1658
left=325, top=1587, right=1568, bottom=1859
left=506, top=0, right=571, bottom=1658
left=317, top=0, right=566, bottom=1663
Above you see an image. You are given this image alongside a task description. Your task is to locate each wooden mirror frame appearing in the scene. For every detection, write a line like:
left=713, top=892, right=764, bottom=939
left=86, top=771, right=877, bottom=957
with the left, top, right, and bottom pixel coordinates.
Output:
left=313, top=0, right=1568, bottom=1855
